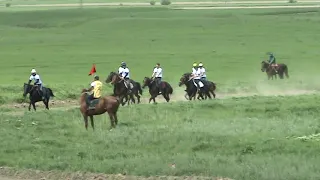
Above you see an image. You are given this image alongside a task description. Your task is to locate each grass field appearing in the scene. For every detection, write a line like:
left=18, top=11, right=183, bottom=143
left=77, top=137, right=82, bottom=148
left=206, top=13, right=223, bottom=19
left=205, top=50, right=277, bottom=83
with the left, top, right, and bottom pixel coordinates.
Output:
left=1, top=4, right=320, bottom=180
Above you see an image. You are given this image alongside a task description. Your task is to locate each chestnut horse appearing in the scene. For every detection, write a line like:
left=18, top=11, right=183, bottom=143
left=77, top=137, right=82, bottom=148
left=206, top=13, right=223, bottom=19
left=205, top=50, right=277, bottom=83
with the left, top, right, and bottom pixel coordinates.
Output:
left=79, top=89, right=120, bottom=130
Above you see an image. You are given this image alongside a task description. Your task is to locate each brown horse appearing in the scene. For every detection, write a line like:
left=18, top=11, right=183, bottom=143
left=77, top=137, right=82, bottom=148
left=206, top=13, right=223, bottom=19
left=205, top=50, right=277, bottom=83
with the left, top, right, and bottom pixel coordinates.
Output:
left=142, top=77, right=173, bottom=103
left=79, top=89, right=120, bottom=130
left=105, top=72, right=142, bottom=106
left=261, top=60, right=289, bottom=80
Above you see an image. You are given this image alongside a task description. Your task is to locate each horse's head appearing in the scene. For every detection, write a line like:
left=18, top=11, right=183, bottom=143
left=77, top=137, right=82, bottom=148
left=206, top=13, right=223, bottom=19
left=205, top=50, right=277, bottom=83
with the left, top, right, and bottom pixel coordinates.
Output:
left=142, top=77, right=152, bottom=89
left=105, top=72, right=120, bottom=85
left=81, top=88, right=89, bottom=93
left=179, top=73, right=191, bottom=87
left=80, top=89, right=89, bottom=102
left=261, top=60, right=269, bottom=72
left=23, top=83, right=32, bottom=97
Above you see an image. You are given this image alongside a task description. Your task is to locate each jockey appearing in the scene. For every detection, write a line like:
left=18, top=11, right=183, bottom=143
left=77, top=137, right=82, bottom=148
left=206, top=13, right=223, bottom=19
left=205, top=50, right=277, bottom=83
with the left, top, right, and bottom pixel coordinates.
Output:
left=198, top=62, right=206, bottom=81
left=88, top=75, right=102, bottom=101
left=27, top=68, right=44, bottom=100
left=118, top=62, right=132, bottom=93
left=190, top=63, right=201, bottom=89
left=151, top=63, right=163, bottom=93
left=268, top=52, right=278, bottom=73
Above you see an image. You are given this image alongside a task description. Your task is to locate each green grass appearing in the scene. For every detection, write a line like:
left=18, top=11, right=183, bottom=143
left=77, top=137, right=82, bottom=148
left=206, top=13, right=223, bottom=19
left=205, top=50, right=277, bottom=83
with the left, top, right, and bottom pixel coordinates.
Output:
left=2, top=95, right=320, bottom=180
left=1, top=5, right=320, bottom=180
left=1, top=7, right=320, bottom=103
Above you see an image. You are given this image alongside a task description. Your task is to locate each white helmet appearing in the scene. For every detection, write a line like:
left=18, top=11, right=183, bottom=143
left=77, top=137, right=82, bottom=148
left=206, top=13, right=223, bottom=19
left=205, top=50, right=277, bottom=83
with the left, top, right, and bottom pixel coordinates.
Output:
left=198, top=63, right=203, bottom=67
left=31, top=69, right=36, bottom=73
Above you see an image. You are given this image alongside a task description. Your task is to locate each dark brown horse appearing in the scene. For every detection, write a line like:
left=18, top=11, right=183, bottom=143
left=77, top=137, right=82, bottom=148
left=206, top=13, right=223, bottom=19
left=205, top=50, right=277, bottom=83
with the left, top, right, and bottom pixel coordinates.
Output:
left=23, top=83, right=55, bottom=111
left=142, top=77, right=173, bottom=103
left=105, top=72, right=142, bottom=106
left=179, top=73, right=216, bottom=100
left=178, top=73, right=208, bottom=100
left=261, top=60, right=289, bottom=80
left=79, top=89, right=120, bottom=130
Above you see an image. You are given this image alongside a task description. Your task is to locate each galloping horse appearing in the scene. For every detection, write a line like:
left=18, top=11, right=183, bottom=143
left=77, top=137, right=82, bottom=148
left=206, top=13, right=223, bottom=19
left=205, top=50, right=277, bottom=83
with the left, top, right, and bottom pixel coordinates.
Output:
left=261, top=61, right=289, bottom=80
left=23, top=83, right=55, bottom=111
left=178, top=73, right=211, bottom=100
left=142, top=77, right=173, bottom=103
left=179, top=73, right=216, bottom=100
left=105, top=72, right=142, bottom=106
left=79, top=89, right=120, bottom=130
left=179, top=73, right=216, bottom=99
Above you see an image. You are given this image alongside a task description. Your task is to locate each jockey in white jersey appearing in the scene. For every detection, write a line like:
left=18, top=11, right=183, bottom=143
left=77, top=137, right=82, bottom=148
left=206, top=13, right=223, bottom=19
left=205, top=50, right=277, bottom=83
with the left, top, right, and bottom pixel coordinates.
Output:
left=190, top=63, right=202, bottom=89
left=27, top=68, right=44, bottom=100
left=151, top=63, right=163, bottom=93
left=198, top=62, right=207, bottom=81
left=118, top=62, right=132, bottom=93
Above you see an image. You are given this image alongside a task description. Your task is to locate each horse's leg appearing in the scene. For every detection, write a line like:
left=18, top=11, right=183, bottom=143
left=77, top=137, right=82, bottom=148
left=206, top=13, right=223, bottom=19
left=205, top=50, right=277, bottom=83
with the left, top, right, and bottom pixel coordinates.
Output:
left=162, top=93, right=170, bottom=102
left=120, top=95, right=126, bottom=106
left=129, top=94, right=135, bottom=104
left=83, top=115, right=88, bottom=130
left=107, top=112, right=116, bottom=129
left=211, top=90, right=216, bottom=98
left=28, top=101, right=32, bottom=111
left=153, top=95, right=157, bottom=104
left=32, top=102, right=36, bottom=111
left=43, top=99, right=49, bottom=110
left=114, top=112, right=118, bottom=125
left=205, top=90, right=212, bottom=99
left=89, top=115, right=94, bottom=130
left=135, top=92, right=141, bottom=104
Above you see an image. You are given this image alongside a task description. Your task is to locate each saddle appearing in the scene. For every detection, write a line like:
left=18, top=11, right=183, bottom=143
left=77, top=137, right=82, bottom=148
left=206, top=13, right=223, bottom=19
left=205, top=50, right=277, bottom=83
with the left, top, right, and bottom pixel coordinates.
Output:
left=86, top=96, right=100, bottom=110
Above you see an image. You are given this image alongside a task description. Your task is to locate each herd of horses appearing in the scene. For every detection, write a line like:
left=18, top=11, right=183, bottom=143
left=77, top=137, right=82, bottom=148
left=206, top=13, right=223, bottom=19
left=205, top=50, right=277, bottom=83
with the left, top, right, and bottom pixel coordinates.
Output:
left=22, top=61, right=289, bottom=130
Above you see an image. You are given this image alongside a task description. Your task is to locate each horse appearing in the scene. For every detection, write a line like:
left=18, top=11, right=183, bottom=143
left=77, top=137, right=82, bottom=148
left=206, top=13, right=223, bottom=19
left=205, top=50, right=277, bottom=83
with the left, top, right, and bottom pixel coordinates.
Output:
left=142, top=77, right=173, bottom=103
left=179, top=73, right=215, bottom=100
left=23, top=83, right=55, bottom=111
left=178, top=73, right=211, bottom=100
left=105, top=72, right=142, bottom=106
left=79, top=89, right=120, bottom=130
left=261, top=60, right=289, bottom=80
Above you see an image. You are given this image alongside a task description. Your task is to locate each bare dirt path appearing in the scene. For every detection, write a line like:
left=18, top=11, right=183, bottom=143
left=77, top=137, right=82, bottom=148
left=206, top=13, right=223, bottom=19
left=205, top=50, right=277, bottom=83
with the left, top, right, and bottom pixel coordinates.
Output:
left=3, top=0, right=320, bottom=7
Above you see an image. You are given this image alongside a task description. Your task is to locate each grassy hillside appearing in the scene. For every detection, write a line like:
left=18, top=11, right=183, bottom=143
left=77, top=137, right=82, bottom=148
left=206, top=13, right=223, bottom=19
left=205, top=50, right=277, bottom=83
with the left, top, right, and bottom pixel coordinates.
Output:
left=1, top=7, right=320, bottom=103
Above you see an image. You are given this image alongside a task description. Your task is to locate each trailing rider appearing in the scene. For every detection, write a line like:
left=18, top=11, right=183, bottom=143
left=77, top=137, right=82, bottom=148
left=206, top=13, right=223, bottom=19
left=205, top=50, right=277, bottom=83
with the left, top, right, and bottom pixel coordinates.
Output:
left=268, top=52, right=278, bottom=73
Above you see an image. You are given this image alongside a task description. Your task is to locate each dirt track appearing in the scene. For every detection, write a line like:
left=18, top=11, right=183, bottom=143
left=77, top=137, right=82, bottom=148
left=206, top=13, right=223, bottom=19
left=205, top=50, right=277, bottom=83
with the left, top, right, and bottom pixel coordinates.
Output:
left=4, top=0, right=320, bottom=7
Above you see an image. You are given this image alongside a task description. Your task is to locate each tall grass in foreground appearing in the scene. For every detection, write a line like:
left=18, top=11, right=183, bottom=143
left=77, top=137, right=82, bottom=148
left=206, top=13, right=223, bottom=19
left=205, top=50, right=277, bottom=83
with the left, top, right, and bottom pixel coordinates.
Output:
left=1, top=95, right=320, bottom=180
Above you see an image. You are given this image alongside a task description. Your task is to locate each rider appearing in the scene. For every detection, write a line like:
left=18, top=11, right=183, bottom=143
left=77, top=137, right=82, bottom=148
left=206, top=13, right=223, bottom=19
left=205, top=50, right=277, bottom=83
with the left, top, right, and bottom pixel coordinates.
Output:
left=191, top=63, right=201, bottom=90
left=27, top=68, right=44, bottom=100
left=118, top=62, right=132, bottom=93
left=151, top=63, right=163, bottom=94
left=268, top=52, right=278, bottom=73
left=88, top=75, right=102, bottom=102
left=198, top=62, right=207, bottom=81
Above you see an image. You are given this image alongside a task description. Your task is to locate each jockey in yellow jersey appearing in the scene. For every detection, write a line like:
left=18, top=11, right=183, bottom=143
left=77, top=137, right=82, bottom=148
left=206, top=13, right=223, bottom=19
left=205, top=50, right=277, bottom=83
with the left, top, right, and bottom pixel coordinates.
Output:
left=88, top=75, right=102, bottom=101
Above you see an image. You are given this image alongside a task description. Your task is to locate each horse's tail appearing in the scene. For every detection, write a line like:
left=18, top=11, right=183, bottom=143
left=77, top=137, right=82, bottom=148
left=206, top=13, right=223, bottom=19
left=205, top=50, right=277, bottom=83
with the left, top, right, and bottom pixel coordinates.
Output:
left=283, top=65, right=289, bottom=78
left=167, top=82, right=173, bottom=95
left=136, top=82, right=143, bottom=95
left=48, top=88, right=55, bottom=97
